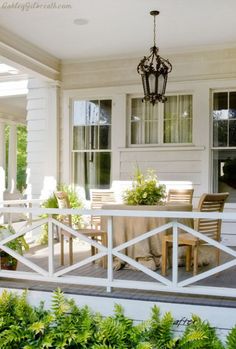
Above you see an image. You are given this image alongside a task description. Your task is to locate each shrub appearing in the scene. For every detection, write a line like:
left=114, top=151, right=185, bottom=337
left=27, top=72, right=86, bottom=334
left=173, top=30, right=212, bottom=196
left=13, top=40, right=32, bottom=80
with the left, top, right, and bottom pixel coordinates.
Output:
left=0, top=289, right=234, bottom=348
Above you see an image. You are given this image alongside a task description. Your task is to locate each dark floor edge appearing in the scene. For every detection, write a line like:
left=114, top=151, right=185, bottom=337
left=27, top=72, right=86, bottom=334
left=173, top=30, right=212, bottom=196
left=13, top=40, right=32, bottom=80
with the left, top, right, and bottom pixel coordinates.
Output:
left=1, top=283, right=236, bottom=309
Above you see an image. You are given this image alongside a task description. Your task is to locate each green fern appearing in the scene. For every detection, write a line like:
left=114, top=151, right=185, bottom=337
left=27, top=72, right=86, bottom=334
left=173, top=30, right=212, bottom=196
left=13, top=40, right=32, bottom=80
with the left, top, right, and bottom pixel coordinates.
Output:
left=0, top=289, right=232, bottom=348
left=226, top=326, right=236, bottom=349
left=145, top=305, right=178, bottom=349
left=178, top=315, right=224, bottom=349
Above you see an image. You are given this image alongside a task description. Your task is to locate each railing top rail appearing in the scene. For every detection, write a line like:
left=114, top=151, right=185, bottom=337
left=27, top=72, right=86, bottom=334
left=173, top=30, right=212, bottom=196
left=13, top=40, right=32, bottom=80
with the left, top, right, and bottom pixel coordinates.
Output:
left=0, top=199, right=43, bottom=205
left=0, top=206, right=235, bottom=220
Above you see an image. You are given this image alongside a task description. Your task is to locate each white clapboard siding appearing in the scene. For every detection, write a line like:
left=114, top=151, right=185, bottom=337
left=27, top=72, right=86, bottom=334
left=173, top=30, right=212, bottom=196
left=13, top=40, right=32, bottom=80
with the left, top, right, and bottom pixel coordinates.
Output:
left=120, top=161, right=201, bottom=173
left=27, top=119, right=46, bottom=131
left=27, top=110, right=46, bottom=121
left=120, top=149, right=202, bottom=162
left=27, top=88, right=49, bottom=100
left=26, top=78, right=59, bottom=198
left=27, top=141, right=45, bottom=152
left=27, top=130, right=45, bottom=142
left=119, top=149, right=203, bottom=189
left=27, top=98, right=46, bottom=110
left=27, top=151, right=45, bottom=163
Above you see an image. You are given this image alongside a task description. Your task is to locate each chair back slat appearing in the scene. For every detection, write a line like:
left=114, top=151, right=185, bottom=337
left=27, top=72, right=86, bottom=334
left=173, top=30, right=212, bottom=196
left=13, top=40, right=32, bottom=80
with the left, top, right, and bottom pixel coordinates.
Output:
left=167, top=189, right=194, bottom=204
left=195, top=192, right=229, bottom=240
left=90, top=190, right=116, bottom=228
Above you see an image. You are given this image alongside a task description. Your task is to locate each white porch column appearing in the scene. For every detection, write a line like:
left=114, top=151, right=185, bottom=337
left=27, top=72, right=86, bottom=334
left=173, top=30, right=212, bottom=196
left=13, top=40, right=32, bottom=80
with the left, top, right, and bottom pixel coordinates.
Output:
left=0, top=122, right=6, bottom=200
left=7, top=124, right=17, bottom=193
left=26, top=78, right=59, bottom=199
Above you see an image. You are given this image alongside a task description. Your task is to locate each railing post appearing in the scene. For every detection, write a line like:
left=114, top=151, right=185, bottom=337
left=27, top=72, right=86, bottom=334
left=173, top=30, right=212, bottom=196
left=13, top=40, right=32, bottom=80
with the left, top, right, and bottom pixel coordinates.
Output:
left=28, top=202, right=33, bottom=226
left=107, top=216, right=113, bottom=292
left=48, top=215, right=54, bottom=276
left=172, top=220, right=178, bottom=286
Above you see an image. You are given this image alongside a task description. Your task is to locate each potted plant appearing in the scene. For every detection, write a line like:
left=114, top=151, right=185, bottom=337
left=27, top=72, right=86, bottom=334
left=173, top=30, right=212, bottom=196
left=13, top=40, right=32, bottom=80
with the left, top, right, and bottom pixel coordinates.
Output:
left=123, top=168, right=166, bottom=205
left=0, top=225, right=29, bottom=270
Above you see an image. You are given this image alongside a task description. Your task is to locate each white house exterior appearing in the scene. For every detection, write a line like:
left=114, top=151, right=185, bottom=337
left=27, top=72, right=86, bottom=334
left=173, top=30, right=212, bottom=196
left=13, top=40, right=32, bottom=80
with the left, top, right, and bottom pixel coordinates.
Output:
left=2, top=22, right=236, bottom=336
left=1, top=25, right=236, bottom=240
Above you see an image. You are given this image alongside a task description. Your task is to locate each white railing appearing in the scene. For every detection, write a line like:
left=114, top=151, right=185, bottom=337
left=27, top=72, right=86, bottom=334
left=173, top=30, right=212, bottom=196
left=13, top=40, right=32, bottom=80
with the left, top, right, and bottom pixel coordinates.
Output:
left=0, top=203, right=236, bottom=298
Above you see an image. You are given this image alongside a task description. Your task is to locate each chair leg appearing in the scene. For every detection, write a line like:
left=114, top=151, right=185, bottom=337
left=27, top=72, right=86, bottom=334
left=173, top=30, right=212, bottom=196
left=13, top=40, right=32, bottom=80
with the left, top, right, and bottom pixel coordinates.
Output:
left=69, top=237, right=73, bottom=265
left=60, top=233, right=64, bottom=266
left=161, top=239, right=168, bottom=276
left=216, top=248, right=220, bottom=266
left=91, top=237, right=96, bottom=261
left=193, top=244, right=198, bottom=276
left=186, top=246, right=192, bottom=272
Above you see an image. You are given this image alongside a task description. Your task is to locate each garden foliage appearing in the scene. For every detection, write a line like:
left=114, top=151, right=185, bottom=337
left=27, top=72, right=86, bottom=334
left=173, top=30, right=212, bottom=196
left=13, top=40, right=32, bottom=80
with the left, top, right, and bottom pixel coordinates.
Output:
left=0, top=289, right=235, bottom=348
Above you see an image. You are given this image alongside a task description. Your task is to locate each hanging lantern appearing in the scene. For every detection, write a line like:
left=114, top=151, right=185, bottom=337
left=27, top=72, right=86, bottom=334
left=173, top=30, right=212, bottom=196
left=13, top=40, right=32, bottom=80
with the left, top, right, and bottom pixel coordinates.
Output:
left=137, top=10, right=172, bottom=105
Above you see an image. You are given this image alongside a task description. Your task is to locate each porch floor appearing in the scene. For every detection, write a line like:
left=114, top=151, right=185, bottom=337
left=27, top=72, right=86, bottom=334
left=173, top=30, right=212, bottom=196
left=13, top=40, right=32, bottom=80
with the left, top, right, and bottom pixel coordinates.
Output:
left=1, top=239, right=236, bottom=308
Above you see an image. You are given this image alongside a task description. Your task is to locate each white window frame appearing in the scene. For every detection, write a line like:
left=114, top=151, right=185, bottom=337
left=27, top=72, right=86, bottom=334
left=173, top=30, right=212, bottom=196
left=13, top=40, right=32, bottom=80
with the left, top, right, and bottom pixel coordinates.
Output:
left=127, top=93, right=193, bottom=147
left=211, top=88, right=236, bottom=205
left=70, top=97, right=113, bottom=197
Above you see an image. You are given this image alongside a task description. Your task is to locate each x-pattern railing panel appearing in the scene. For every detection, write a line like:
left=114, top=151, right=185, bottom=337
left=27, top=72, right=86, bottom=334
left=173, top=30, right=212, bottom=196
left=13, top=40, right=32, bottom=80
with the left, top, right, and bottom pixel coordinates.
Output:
left=1, top=204, right=236, bottom=297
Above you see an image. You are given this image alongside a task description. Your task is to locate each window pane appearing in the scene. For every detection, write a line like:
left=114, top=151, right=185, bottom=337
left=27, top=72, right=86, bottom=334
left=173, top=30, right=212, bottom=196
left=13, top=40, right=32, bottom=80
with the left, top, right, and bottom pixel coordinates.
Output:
left=212, top=149, right=236, bottom=203
left=229, top=92, right=236, bottom=119
left=73, top=99, right=112, bottom=150
left=87, top=100, right=99, bottom=124
left=100, top=100, right=112, bottom=124
left=213, top=92, right=228, bottom=110
left=73, top=101, right=86, bottom=126
left=74, top=152, right=111, bottom=199
left=131, top=121, right=142, bottom=144
left=145, top=121, right=158, bottom=143
left=229, top=120, right=236, bottom=146
left=99, top=125, right=111, bottom=149
left=73, top=100, right=100, bottom=126
left=213, top=120, right=227, bottom=147
left=164, top=95, right=192, bottom=143
left=213, top=93, right=228, bottom=121
left=73, top=126, right=85, bottom=150
left=131, top=98, right=158, bottom=144
left=73, top=126, right=99, bottom=150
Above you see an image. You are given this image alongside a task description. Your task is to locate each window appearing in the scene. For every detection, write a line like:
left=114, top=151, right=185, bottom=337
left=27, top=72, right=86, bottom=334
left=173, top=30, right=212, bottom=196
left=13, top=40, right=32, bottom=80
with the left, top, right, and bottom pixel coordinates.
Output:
left=72, top=99, right=112, bottom=198
left=129, top=94, right=192, bottom=145
left=212, top=91, right=236, bottom=203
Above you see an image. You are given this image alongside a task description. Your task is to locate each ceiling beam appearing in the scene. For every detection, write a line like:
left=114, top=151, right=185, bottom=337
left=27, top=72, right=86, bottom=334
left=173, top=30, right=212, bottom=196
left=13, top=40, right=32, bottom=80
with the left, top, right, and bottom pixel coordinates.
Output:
left=0, top=26, right=61, bottom=81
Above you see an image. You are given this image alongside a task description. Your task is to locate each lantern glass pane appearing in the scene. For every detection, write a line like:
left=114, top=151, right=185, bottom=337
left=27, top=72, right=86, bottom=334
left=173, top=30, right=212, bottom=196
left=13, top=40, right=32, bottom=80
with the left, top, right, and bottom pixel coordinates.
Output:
left=148, top=73, right=156, bottom=94
left=158, top=74, right=165, bottom=95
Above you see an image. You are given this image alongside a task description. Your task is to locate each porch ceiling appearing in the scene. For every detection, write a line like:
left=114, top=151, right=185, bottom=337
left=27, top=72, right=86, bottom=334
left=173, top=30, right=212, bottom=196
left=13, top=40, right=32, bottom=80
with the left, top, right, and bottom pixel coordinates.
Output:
left=0, top=0, right=236, bottom=61
left=0, top=95, right=27, bottom=124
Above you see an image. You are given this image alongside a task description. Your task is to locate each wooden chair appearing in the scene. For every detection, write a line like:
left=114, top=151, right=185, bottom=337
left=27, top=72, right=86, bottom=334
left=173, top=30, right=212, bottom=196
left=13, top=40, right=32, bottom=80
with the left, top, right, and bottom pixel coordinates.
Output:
left=90, top=189, right=116, bottom=229
left=54, top=191, right=107, bottom=267
left=162, top=192, right=229, bottom=276
left=167, top=188, right=194, bottom=204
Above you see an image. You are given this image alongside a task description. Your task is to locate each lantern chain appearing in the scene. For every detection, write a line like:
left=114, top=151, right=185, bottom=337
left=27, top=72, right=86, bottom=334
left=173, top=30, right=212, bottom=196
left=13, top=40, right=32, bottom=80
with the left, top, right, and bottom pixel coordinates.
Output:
left=153, top=14, right=157, bottom=47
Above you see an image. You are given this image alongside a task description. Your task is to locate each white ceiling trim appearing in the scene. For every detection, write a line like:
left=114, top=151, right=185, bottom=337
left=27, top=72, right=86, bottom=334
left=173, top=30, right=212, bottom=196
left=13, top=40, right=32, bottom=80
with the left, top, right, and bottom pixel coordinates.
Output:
left=0, top=26, right=61, bottom=81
